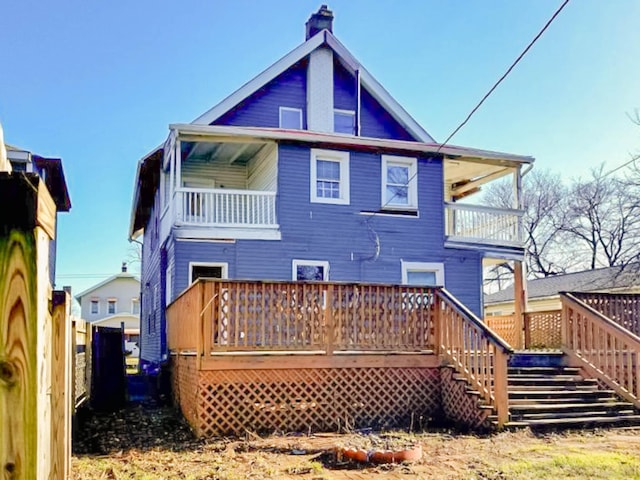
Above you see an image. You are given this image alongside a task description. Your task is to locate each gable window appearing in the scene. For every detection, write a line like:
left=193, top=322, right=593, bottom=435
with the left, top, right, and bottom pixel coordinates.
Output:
left=382, top=155, right=417, bottom=210
left=279, top=107, right=303, bottom=129
left=310, top=149, right=350, bottom=205
left=107, top=299, right=117, bottom=315
left=334, top=109, right=356, bottom=135
left=189, top=262, right=229, bottom=284
left=90, top=299, right=99, bottom=315
left=401, top=261, right=445, bottom=286
left=292, top=260, right=329, bottom=281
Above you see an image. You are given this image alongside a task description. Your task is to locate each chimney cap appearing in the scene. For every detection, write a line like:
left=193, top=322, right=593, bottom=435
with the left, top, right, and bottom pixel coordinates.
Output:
left=305, top=5, right=334, bottom=40
left=122, top=262, right=128, bottom=273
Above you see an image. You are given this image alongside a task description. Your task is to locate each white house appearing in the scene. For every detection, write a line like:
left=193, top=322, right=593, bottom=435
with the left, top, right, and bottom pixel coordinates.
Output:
left=76, top=263, right=141, bottom=355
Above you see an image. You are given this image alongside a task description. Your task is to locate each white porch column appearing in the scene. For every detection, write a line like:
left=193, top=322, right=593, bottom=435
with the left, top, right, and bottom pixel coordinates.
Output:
left=174, top=133, right=182, bottom=222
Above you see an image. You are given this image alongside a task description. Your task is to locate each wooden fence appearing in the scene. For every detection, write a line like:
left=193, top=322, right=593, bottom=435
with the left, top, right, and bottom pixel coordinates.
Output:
left=0, top=173, right=71, bottom=479
left=486, top=310, right=563, bottom=350
left=167, top=280, right=511, bottom=428
left=561, top=292, right=640, bottom=408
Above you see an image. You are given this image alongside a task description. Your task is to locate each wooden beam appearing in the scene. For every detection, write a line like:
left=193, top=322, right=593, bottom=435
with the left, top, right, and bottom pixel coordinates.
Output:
left=513, top=260, right=526, bottom=349
left=450, top=167, right=511, bottom=197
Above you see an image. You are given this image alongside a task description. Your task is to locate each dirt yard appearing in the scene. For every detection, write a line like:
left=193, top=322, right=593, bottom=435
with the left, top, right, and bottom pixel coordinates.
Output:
left=72, top=403, right=640, bottom=479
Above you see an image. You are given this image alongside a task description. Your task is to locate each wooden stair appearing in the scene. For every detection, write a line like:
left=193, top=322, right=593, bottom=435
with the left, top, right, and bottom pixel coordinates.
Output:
left=504, top=352, right=640, bottom=429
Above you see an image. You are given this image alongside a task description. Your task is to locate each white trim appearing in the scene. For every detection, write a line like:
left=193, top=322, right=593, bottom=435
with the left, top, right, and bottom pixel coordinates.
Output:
left=401, top=261, right=445, bottom=286
left=107, top=298, right=117, bottom=315
left=165, top=264, right=173, bottom=307
left=279, top=106, right=303, bottom=129
left=90, top=298, right=100, bottom=315
left=188, top=261, right=229, bottom=284
left=381, top=155, right=418, bottom=210
left=292, top=259, right=330, bottom=281
left=310, top=149, right=350, bottom=205
left=174, top=226, right=281, bottom=241
left=334, top=109, right=356, bottom=135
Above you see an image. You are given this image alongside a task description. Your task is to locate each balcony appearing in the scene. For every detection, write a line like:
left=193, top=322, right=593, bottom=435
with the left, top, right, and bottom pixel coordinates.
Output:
left=444, top=202, right=524, bottom=251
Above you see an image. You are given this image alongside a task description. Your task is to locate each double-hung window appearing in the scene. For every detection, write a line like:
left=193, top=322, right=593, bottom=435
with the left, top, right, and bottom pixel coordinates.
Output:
left=107, top=299, right=117, bottom=315
left=279, top=107, right=303, bottom=129
left=381, top=155, right=418, bottom=210
left=310, top=149, right=350, bottom=205
left=90, top=299, right=99, bottom=315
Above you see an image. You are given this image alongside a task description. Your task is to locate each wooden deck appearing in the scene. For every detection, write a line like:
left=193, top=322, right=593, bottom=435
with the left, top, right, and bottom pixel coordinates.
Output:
left=167, top=280, right=512, bottom=436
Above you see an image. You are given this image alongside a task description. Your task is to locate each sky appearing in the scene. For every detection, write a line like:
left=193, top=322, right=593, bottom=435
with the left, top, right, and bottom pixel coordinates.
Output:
left=1, top=0, right=639, bottom=301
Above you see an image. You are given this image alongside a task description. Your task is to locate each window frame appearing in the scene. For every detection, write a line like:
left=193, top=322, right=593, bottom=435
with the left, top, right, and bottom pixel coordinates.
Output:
left=90, top=299, right=99, bottom=315
left=310, top=149, right=350, bottom=205
left=401, top=261, right=445, bottom=286
left=279, top=106, right=303, bottom=130
left=333, top=109, right=356, bottom=135
left=381, top=155, right=418, bottom=210
left=292, top=259, right=330, bottom=281
left=131, top=298, right=140, bottom=315
left=107, top=298, right=117, bottom=315
left=188, top=261, right=229, bottom=285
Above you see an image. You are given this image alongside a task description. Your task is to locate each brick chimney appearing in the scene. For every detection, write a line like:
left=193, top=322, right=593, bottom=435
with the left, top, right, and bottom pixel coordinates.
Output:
left=305, top=5, right=334, bottom=40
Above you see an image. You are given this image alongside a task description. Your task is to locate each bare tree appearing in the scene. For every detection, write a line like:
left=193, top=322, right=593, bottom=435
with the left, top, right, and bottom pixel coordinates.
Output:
left=566, top=165, right=640, bottom=269
left=483, top=169, right=573, bottom=284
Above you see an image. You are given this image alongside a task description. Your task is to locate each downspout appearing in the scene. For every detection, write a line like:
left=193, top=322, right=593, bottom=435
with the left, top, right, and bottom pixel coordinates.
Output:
left=356, top=68, right=361, bottom=136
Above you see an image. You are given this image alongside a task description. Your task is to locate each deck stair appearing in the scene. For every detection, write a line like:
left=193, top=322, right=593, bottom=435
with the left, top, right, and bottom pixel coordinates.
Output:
left=504, top=352, right=640, bottom=429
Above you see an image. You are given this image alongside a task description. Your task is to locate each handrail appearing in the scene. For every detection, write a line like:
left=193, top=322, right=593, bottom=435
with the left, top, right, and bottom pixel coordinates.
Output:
left=176, top=186, right=276, bottom=196
left=436, top=288, right=512, bottom=426
left=561, top=292, right=640, bottom=407
left=444, top=202, right=525, bottom=217
left=438, top=288, right=513, bottom=353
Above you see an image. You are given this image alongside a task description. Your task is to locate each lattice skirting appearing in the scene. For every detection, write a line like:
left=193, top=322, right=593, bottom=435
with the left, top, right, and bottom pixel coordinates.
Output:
left=440, top=367, right=492, bottom=430
left=170, top=360, right=499, bottom=437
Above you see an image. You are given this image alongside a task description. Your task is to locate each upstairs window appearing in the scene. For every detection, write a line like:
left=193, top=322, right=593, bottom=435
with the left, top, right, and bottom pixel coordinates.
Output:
left=334, top=109, right=356, bottom=135
left=107, top=299, right=117, bottom=315
left=401, top=261, right=445, bottom=286
left=279, top=107, right=303, bottom=129
left=310, top=149, right=350, bottom=205
left=90, top=299, right=99, bottom=315
left=131, top=298, right=140, bottom=315
left=381, top=155, right=417, bottom=210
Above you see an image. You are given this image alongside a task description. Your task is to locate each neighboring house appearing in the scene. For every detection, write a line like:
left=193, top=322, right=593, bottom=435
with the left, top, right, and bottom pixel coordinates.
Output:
left=75, top=263, right=141, bottom=354
left=484, top=264, right=640, bottom=315
left=6, top=143, right=72, bottom=285
left=130, top=6, right=533, bottom=367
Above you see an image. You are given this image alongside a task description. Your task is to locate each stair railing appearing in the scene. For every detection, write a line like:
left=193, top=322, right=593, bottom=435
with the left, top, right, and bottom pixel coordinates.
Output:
left=561, top=292, right=640, bottom=408
left=435, top=289, right=513, bottom=426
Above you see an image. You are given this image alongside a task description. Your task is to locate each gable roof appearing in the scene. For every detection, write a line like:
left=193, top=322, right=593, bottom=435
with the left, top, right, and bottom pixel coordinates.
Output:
left=485, top=264, right=640, bottom=305
left=75, top=272, right=140, bottom=302
left=192, top=29, right=434, bottom=143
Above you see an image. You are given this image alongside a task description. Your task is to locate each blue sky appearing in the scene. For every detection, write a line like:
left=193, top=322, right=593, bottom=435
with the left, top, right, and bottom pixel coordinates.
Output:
left=1, top=1, right=639, bottom=299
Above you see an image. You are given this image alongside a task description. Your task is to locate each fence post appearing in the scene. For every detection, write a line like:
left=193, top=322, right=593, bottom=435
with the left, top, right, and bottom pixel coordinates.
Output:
left=432, top=289, right=441, bottom=355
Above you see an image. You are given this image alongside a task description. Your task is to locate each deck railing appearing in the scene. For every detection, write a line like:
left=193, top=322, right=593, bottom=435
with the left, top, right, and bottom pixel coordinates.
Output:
left=436, top=289, right=512, bottom=425
left=176, top=187, right=277, bottom=227
left=571, top=292, right=640, bottom=337
left=167, top=280, right=512, bottom=425
left=445, top=202, right=523, bottom=246
left=561, top=292, right=640, bottom=408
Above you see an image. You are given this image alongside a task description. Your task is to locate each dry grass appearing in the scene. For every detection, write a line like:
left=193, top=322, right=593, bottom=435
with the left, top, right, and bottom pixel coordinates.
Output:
left=72, top=404, right=640, bottom=479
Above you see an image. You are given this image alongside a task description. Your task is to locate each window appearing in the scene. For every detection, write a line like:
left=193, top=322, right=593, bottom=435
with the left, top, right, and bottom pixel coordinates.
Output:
left=107, top=299, right=117, bottom=315
left=292, top=260, right=329, bottom=281
left=401, top=261, right=445, bottom=286
left=381, top=156, right=418, bottom=210
left=334, top=109, right=356, bottom=135
left=131, top=298, right=140, bottom=315
left=189, top=262, right=228, bottom=284
left=310, top=149, right=350, bottom=205
left=279, top=107, right=303, bottom=129
left=90, top=299, right=99, bottom=315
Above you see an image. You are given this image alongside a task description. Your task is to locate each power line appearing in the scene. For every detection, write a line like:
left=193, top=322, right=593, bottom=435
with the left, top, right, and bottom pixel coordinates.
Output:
left=603, top=155, right=639, bottom=178
left=378, top=0, right=571, bottom=211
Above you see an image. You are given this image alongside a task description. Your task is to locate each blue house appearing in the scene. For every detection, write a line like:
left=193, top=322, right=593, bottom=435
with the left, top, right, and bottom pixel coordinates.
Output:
left=130, top=6, right=531, bottom=372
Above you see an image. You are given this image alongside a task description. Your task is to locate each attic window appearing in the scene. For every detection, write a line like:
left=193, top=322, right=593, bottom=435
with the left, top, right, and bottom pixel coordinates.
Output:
left=334, top=109, right=355, bottom=135
left=279, top=107, right=303, bottom=129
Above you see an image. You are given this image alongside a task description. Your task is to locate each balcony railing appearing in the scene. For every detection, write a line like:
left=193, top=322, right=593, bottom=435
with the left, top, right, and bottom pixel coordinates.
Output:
left=445, top=202, right=523, bottom=247
left=176, top=187, right=277, bottom=228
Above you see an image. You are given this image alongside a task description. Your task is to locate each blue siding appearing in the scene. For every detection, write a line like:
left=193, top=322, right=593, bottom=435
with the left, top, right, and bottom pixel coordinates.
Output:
left=214, top=60, right=307, bottom=128
left=334, top=60, right=356, bottom=112
left=360, top=88, right=415, bottom=141
left=169, top=144, right=484, bottom=316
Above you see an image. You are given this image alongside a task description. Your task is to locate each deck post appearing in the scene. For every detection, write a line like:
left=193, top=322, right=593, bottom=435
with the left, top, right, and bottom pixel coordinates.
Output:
left=513, top=260, right=526, bottom=349
left=494, top=347, right=510, bottom=426
left=432, top=289, right=441, bottom=355
left=325, top=285, right=334, bottom=355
